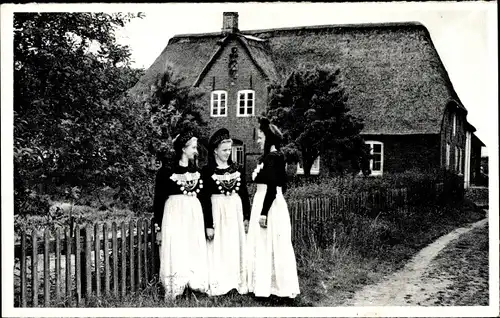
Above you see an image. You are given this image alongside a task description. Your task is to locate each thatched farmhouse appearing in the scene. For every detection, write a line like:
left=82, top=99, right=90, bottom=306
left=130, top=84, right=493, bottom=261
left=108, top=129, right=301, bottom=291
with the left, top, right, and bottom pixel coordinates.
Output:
left=131, top=12, right=484, bottom=187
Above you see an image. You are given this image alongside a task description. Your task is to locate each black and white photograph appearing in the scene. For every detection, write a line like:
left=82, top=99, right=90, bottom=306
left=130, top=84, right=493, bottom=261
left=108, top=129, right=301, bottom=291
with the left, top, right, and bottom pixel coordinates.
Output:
left=1, top=1, right=498, bottom=317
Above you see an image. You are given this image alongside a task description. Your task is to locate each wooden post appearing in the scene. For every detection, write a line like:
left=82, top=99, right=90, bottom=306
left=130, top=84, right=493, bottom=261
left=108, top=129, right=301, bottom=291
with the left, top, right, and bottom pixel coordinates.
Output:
left=55, top=228, right=61, bottom=303
left=103, top=223, right=110, bottom=295
left=94, top=223, right=101, bottom=297
left=150, top=218, right=156, bottom=280
left=137, top=219, right=142, bottom=289
left=143, top=219, right=148, bottom=285
left=65, top=227, right=71, bottom=300
left=75, top=225, right=81, bottom=305
left=20, top=226, right=27, bottom=307
left=121, top=222, right=126, bottom=297
left=44, top=228, right=50, bottom=306
left=112, top=222, right=118, bottom=297
left=129, top=220, right=135, bottom=292
left=32, top=228, right=39, bottom=307
left=85, top=224, right=92, bottom=299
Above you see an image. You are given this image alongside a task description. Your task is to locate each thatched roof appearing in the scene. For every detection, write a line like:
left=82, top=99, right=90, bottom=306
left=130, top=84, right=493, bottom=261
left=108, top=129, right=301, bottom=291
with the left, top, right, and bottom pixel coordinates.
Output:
left=131, top=22, right=467, bottom=135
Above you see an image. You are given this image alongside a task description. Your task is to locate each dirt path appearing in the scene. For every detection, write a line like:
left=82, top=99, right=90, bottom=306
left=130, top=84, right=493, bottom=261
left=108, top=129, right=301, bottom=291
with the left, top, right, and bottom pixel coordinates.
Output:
left=343, top=216, right=488, bottom=306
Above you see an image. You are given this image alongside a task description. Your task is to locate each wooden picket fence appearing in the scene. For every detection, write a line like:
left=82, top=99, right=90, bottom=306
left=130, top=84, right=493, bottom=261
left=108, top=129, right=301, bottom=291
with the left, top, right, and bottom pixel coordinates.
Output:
left=287, top=188, right=409, bottom=244
left=14, top=218, right=157, bottom=307
left=14, top=181, right=453, bottom=307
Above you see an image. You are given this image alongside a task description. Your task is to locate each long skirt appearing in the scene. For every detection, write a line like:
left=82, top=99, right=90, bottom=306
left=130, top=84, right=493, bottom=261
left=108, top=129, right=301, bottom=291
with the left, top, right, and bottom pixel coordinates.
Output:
left=159, top=194, right=209, bottom=299
left=207, top=194, right=248, bottom=296
left=246, top=184, right=300, bottom=298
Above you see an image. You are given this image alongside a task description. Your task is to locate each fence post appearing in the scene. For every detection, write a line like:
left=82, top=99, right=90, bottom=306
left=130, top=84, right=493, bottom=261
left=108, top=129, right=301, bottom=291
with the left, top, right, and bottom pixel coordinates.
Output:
left=65, top=227, right=71, bottom=301
left=103, top=223, right=110, bottom=295
left=137, top=219, right=142, bottom=290
left=150, top=218, right=157, bottom=281
left=44, top=228, right=50, bottom=307
left=121, top=221, right=126, bottom=298
left=112, top=222, right=118, bottom=297
left=143, top=219, right=148, bottom=285
left=129, top=220, right=135, bottom=292
left=55, top=228, right=61, bottom=304
left=20, top=226, right=27, bottom=307
left=94, top=223, right=101, bottom=298
left=32, top=228, right=38, bottom=307
left=75, top=225, right=81, bottom=306
left=85, top=224, right=92, bottom=299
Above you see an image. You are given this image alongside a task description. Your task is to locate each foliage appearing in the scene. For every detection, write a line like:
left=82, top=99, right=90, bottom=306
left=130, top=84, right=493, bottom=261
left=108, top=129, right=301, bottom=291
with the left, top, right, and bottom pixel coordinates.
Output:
left=13, top=12, right=205, bottom=216
left=142, top=67, right=209, bottom=166
left=267, top=64, right=370, bottom=176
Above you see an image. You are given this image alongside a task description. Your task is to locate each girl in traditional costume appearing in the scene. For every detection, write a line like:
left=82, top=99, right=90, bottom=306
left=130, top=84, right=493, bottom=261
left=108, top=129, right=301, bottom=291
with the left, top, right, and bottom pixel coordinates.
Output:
left=201, top=128, right=251, bottom=296
left=153, top=131, right=211, bottom=299
left=246, top=117, right=300, bottom=299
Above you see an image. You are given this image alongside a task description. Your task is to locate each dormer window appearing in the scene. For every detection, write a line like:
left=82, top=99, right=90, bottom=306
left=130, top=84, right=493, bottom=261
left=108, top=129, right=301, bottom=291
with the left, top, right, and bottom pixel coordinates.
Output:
left=237, top=90, right=255, bottom=117
left=211, top=90, right=227, bottom=117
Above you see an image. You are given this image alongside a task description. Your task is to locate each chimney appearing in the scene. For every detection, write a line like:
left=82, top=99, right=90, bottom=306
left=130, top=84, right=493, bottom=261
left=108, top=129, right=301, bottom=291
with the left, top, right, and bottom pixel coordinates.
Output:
left=222, top=12, right=239, bottom=34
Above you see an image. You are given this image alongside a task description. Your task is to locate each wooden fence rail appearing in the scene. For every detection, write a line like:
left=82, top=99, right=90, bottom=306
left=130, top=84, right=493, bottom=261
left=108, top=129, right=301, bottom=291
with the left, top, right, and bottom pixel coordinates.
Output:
left=14, top=182, right=452, bottom=307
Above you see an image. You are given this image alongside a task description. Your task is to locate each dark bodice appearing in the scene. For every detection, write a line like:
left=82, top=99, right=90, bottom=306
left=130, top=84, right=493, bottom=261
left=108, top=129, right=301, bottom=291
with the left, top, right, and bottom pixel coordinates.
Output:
left=200, top=163, right=251, bottom=222
left=153, top=164, right=211, bottom=228
left=252, top=151, right=288, bottom=217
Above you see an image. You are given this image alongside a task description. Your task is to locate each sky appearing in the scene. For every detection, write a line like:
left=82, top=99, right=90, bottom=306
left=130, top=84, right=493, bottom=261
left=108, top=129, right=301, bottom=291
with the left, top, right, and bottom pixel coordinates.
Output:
left=113, top=2, right=497, bottom=157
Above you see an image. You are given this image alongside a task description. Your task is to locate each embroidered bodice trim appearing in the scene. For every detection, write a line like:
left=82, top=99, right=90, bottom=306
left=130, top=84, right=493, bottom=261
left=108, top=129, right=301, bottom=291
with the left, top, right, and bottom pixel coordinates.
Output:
left=169, top=171, right=203, bottom=196
left=212, top=171, right=241, bottom=196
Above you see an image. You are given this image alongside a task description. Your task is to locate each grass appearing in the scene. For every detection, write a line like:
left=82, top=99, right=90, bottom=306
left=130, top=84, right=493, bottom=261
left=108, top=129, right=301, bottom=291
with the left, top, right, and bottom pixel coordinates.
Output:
left=46, top=198, right=483, bottom=308
left=421, top=221, right=489, bottom=306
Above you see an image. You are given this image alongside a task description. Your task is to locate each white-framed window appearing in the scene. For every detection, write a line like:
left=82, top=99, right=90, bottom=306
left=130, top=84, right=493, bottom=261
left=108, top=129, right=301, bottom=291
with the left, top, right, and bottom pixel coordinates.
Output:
left=446, top=143, right=450, bottom=169
left=366, top=141, right=384, bottom=176
left=452, top=113, right=456, bottom=137
left=231, top=144, right=244, bottom=166
left=296, top=156, right=320, bottom=175
left=237, top=90, right=255, bottom=117
left=211, top=90, right=227, bottom=117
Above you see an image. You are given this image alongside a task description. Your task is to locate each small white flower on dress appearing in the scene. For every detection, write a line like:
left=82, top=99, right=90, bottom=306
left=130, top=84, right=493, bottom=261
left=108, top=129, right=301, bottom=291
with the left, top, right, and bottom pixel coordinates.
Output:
left=199, top=184, right=203, bottom=189
left=180, top=186, right=185, bottom=191
left=196, top=189, right=200, bottom=193
left=183, top=190, right=187, bottom=195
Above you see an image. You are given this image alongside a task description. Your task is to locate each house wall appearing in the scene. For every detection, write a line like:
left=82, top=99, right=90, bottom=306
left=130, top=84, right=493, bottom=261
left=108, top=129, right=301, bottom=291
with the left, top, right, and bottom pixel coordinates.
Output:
left=440, top=104, right=467, bottom=175
left=196, top=37, right=268, bottom=179
left=361, top=134, right=441, bottom=174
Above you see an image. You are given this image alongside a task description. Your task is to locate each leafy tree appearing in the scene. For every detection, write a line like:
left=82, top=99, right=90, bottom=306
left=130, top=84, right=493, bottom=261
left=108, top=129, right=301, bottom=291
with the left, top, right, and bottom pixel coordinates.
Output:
left=267, top=64, right=370, bottom=177
left=13, top=12, right=146, bottom=214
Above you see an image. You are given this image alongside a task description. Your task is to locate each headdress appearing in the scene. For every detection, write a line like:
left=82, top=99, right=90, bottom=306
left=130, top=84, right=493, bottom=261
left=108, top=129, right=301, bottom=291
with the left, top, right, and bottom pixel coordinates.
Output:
left=209, top=128, right=232, bottom=151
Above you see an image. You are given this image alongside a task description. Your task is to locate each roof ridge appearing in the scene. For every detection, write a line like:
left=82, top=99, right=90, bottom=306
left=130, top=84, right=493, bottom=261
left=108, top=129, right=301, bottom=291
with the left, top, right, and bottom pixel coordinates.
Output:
left=172, top=21, right=426, bottom=39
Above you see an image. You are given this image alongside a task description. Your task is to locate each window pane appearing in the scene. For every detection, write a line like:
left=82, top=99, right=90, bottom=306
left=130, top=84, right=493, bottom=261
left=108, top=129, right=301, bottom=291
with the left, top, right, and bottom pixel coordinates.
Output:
left=373, top=144, right=381, bottom=153
left=373, top=161, right=381, bottom=171
left=221, top=93, right=226, bottom=102
left=239, top=93, right=245, bottom=100
left=247, top=106, right=252, bottom=114
left=212, top=101, right=218, bottom=115
left=247, top=99, right=253, bottom=107
left=239, top=107, right=245, bottom=115
left=240, top=100, right=245, bottom=107
left=220, top=107, right=226, bottom=115
left=248, top=92, right=253, bottom=100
